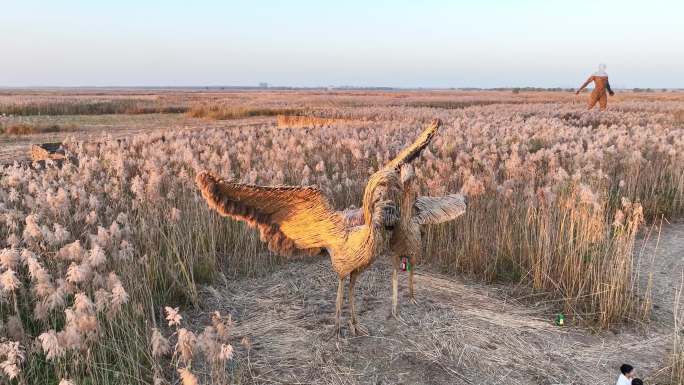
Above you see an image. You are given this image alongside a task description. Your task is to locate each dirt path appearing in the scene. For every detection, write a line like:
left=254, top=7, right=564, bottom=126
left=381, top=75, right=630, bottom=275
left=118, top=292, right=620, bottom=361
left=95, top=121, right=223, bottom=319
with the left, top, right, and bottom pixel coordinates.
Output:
left=192, top=221, right=683, bottom=384
left=635, top=219, right=684, bottom=329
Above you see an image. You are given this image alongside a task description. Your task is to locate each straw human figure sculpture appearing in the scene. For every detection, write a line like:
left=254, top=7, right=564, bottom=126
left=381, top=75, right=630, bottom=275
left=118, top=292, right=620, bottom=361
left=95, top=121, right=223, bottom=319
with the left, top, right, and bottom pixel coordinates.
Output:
left=196, top=119, right=442, bottom=336
left=576, top=63, right=615, bottom=111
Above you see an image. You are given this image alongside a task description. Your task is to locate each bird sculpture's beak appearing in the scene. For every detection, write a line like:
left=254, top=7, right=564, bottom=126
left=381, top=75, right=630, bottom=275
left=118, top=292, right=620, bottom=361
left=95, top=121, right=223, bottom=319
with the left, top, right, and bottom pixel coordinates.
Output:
left=400, top=164, right=415, bottom=184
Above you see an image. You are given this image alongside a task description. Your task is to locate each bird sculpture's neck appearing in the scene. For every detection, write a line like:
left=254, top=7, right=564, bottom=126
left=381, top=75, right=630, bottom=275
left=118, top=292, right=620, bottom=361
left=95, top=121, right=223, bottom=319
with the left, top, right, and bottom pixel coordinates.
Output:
left=331, top=219, right=387, bottom=278
left=400, top=180, right=416, bottom=224
left=332, top=178, right=396, bottom=278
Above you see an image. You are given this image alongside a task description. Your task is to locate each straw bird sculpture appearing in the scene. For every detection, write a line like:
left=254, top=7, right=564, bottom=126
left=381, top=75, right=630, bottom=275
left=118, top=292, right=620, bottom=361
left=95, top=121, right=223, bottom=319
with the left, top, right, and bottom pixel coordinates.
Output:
left=196, top=119, right=442, bottom=336
left=343, top=144, right=467, bottom=318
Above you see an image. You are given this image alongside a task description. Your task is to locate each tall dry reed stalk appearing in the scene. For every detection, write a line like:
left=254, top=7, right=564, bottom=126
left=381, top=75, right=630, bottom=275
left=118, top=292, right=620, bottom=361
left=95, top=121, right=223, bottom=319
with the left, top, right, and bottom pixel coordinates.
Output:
left=672, top=274, right=683, bottom=384
left=424, top=185, right=645, bottom=326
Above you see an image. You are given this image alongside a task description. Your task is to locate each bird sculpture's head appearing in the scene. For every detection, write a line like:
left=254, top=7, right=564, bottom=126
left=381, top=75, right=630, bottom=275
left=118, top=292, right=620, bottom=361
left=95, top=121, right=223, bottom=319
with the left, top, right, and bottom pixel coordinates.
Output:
left=400, top=163, right=415, bottom=186
left=362, top=168, right=402, bottom=231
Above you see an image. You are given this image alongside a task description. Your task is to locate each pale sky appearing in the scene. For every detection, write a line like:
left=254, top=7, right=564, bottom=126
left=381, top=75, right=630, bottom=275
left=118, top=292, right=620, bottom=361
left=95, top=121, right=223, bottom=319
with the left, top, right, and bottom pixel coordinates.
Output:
left=1, top=0, right=682, bottom=88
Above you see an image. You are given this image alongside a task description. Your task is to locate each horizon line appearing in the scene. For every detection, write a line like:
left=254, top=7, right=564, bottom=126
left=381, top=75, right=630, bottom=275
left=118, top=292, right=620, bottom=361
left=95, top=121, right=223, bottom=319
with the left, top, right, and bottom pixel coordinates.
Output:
left=1, top=85, right=681, bottom=91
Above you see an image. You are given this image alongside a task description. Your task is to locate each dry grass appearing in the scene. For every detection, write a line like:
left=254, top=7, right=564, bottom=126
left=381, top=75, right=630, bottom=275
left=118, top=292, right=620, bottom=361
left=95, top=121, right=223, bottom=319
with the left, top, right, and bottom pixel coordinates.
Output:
left=2, top=122, right=76, bottom=135
left=186, top=105, right=302, bottom=120
left=0, top=99, right=187, bottom=116
left=3, top=123, right=35, bottom=135
left=675, top=110, right=684, bottom=126
left=276, top=114, right=358, bottom=128
left=401, top=99, right=526, bottom=109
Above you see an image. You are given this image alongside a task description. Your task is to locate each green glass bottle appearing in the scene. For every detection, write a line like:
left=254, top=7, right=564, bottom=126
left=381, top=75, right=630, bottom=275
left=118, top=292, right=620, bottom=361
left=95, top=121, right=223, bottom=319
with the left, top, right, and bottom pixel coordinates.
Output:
left=555, top=313, right=565, bottom=326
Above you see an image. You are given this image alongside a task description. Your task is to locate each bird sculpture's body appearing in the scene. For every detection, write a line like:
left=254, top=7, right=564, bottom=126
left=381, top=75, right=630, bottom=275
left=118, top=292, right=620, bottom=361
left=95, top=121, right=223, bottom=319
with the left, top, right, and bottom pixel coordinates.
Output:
left=196, top=119, right=442, bottom=336
left=388, top=164, right=466, bottom=316
left=342, top=151, right=467, bottom=317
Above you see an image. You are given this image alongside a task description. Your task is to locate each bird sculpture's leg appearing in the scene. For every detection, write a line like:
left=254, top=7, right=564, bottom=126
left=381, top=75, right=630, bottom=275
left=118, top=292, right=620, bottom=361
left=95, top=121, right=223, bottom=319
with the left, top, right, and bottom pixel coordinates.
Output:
left=390, top=254, right=402, bottom=320
left=334, top=277, right=344, bottom=338
left=408, top=254, right=418, bottom=305
left=348, top=271, right=368, bottom=336
left=388, top=254, right=410, bottom=324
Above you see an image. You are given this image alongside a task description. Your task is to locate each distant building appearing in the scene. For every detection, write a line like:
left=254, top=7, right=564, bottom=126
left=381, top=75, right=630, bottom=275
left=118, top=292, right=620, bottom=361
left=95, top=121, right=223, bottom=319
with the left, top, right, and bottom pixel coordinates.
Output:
left=259, top=82, right=268, bottom=88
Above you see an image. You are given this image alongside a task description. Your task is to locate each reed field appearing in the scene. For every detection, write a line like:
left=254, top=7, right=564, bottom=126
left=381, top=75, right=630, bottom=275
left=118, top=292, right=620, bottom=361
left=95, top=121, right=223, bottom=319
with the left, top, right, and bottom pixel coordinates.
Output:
left=0, top=89, right=683, bottom=384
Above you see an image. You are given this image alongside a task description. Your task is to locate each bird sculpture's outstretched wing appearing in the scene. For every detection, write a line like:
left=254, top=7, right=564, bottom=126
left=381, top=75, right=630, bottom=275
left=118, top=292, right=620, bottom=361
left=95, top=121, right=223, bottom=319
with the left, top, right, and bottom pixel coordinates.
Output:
left=384, top=119, right=441, bottom=170
left=412, top=194, right=467, bottom=225
left=196, top=171, right=347, bottom=256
